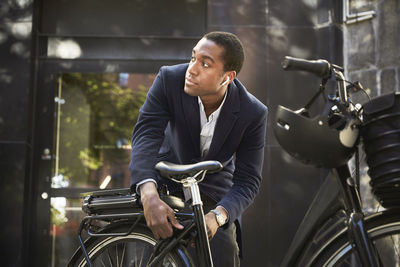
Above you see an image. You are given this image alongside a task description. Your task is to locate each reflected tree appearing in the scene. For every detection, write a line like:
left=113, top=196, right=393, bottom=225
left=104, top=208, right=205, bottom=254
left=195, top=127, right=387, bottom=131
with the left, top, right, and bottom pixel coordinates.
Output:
left=57, top=73, right=152, bottom=187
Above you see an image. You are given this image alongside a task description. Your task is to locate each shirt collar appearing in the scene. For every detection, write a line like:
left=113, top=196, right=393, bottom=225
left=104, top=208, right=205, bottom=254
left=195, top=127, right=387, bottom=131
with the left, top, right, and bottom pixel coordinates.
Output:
left=198, top=90, right=228, bottom=122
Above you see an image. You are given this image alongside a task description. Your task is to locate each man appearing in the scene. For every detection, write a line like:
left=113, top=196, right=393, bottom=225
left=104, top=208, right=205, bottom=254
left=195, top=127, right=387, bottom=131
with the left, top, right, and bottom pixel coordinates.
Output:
left=130, top=31, right=268, bottom=266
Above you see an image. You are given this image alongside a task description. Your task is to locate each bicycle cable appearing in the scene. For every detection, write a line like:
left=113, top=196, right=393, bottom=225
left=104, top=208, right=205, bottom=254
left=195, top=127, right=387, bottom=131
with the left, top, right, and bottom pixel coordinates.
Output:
left=337, top=78, right=371, bottom=101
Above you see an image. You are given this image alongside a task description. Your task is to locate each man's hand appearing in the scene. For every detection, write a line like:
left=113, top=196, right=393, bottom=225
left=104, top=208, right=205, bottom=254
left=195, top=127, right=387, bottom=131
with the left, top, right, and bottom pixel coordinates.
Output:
left=140, top=182, right=184, bottom=240
left=205, top=206, right=228, bottom=240
left=205, top=212, right=219, bottom=240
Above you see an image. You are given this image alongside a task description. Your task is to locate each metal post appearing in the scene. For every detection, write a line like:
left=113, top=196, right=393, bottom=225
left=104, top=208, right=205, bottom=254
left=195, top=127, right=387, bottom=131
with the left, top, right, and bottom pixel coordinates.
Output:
left=183, top=177, right=213, bottom=267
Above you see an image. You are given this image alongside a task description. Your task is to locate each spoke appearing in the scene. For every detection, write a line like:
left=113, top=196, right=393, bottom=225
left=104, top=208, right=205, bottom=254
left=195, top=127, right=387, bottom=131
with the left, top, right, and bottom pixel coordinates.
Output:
left=138, top=245, right=145, bottom=267
left=100, top=258, right=106, bottom=267
left=120, top=242, right=126, bottom=267
left=116, top=244, right=119, bottom=267
left=107, top=248, right=114, bottom=267
left=135, top=241, right=138, bottom=267
left=391, top=235, right=400, bottom=258
left=80, top=235, right=183, bottom=267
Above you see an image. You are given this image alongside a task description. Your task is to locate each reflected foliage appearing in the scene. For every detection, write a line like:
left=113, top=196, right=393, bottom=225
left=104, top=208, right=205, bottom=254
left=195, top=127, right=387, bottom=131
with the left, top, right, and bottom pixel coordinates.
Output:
left=51, top=206, right=67, bottom=226
left=58, top=73, right=152, bottom=187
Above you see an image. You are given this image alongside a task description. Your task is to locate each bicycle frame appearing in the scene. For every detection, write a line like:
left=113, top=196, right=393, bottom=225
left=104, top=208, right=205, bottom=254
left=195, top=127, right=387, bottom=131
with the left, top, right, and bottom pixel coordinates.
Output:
left=279, top=56, right=383, bottom=266
left=168, top=171, right=214, bottom=267
left=281, top=164, right=381, bottom=267
left=334, top=165, right=381, bottom=267
left=75, top=171, right=214, bottom=267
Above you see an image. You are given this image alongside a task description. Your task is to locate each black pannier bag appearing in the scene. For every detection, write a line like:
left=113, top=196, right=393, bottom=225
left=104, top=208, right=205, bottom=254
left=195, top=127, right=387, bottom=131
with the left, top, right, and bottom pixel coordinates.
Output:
left=361, top=92, right=400, bottom=208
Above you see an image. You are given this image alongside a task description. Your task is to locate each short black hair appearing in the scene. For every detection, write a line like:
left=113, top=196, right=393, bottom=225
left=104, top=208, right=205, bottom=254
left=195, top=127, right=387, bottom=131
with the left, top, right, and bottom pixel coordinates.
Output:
left=203, top=31, right=244, bottom=74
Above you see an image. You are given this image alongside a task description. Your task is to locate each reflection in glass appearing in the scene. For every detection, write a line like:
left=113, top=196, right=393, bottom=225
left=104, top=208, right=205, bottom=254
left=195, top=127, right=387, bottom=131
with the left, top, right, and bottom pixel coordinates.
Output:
left=52, top=72, right=155, bottom=189
left=50, top=197, right=84, bottom=267
left=50, top=72, right=155, bottom=266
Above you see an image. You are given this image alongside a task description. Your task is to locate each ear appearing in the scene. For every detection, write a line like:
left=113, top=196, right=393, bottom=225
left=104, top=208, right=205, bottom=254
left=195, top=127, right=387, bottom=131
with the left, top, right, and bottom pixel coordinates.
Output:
left=222, top=71, right=237, bottom=86
left=221, top=77, right=230, bottom=86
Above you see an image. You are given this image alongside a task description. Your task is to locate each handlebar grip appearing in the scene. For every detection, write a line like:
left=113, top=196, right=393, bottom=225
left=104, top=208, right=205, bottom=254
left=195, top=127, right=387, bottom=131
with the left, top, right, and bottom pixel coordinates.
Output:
left=281, top=56, right=331, bottom=79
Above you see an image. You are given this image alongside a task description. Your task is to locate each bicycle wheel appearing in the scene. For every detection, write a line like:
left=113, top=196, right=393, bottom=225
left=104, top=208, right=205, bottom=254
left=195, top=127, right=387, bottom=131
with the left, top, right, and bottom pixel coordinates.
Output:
left=68, top=224, right=194, bottom=267
left=312, top=209, right=400, bottom=267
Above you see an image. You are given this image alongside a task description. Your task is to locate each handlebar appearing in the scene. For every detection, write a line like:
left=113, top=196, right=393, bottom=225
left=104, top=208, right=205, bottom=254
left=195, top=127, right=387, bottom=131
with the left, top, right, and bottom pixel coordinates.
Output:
left=281, top=56, right=348, bottom=105
left=281, top=56, right=331, bottom=79
left=274, top=57, right=364, bottom=170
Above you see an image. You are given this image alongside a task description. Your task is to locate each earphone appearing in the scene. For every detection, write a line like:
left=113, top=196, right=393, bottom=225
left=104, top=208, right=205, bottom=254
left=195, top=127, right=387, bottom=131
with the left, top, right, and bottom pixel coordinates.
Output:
left=221, top=77, right=230, bottom=86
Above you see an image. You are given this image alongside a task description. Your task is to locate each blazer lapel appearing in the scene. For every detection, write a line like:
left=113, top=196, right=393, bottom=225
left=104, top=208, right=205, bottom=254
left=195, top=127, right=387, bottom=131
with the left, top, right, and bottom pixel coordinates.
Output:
left=205, top=82, right=240, bottom=159
left=181, top=91, right=201, bottom=157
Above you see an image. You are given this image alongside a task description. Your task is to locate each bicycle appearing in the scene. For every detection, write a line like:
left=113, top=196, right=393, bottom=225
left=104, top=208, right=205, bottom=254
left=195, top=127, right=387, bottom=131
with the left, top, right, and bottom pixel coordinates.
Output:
left=67, top=56, right=400, bottom=267
left=274, top=56, right=400, bottom=266
left=67, top=160, right=223, bottom=267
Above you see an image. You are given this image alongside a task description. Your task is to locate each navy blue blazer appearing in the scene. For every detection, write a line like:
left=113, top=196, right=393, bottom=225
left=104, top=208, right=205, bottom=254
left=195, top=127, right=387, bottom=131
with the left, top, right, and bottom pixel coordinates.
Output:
left=130, top=63, right=268, bottom=224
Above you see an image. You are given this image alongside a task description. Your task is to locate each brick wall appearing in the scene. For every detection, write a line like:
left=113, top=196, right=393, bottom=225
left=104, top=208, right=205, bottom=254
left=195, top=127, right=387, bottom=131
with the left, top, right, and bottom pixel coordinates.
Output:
left=343, top=0, right=400, bottom=210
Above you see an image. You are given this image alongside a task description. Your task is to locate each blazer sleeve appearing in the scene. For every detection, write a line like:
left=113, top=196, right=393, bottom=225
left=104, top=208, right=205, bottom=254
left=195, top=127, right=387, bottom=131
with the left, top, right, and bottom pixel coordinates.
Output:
left=129, top=67, right=171, bottom=189
left=217, top=106, right=268, bottom=223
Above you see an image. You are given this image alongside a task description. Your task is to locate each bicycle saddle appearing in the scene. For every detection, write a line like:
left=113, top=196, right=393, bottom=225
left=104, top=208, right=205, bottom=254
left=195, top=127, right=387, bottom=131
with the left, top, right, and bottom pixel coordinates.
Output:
left=155, top=160, right=223, bottom=180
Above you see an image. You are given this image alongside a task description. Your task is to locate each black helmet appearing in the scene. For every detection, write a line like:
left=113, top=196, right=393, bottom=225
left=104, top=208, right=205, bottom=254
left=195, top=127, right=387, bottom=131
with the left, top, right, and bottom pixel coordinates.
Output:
left=274, top=104, right=359, bottom=168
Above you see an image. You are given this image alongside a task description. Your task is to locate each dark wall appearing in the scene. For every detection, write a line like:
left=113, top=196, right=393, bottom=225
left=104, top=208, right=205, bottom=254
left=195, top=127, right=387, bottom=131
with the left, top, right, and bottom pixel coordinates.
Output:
left=206, top=1, right=343, bottom=266
left=0, top=0, right=343, bottom=266
left=0, top=0, right=33, bottom=266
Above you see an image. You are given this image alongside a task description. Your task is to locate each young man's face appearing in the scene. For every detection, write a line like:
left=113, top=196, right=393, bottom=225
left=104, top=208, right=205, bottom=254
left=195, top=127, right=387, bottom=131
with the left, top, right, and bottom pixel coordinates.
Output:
left=184, top=38, right=229, bottom=98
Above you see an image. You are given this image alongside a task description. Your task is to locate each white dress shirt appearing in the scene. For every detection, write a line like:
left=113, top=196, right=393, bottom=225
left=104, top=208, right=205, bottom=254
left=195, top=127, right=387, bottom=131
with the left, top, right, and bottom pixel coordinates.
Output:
left=198, top=93, right=227, bottom=157
left=136, top=92, right=227, bottom=193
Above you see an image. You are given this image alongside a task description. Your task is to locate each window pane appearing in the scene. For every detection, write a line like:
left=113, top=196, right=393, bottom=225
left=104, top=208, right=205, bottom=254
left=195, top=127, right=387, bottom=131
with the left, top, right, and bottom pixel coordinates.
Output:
left=53, top=72, right=155, bottom=189
left=50, top=197, right=84, bottom=266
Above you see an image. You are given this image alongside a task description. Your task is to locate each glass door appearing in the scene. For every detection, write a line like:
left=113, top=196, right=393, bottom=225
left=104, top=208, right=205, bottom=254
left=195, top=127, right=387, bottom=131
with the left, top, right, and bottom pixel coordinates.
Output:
left=49, top=72, right=156, bottom=266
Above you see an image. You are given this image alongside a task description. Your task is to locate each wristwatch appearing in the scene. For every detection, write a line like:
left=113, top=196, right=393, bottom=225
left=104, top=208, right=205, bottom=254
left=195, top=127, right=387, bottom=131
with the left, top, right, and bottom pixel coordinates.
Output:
left=210, top=209, right=227, bottom=227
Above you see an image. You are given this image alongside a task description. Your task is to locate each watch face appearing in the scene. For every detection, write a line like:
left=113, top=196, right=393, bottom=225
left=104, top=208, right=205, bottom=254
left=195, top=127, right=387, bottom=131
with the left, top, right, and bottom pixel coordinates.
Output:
left=217, top=215, right=225, bottom=226
left=212, top=209, right=226, bottom=226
